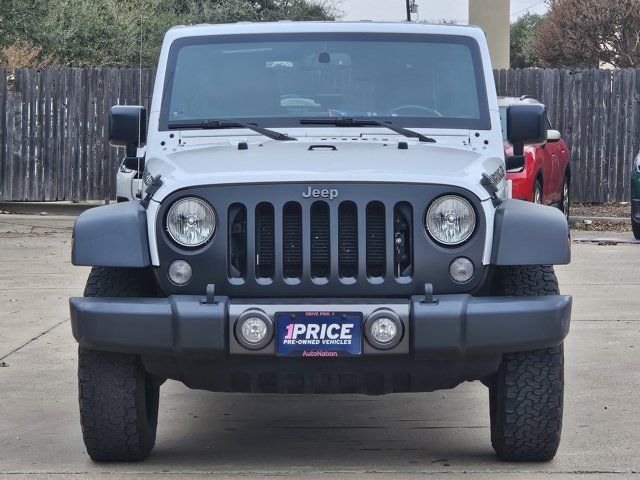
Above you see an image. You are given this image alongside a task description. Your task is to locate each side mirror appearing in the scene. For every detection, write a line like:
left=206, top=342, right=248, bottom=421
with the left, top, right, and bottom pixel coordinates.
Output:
left=109, top=105, right=147, bottom=159
left=505, top=104, right=546, bottom=170
left=123, top=155, right=145, bottom=170
left=505, top=155, right=526, bottom=171
left=506, top=104, right=547, bottom=155
left=547, top=129, right=561, bottom=142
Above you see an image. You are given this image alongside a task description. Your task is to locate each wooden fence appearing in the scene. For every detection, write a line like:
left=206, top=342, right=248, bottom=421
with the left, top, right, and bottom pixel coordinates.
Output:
left=494, top=68, right=640, bottom=203
left=0, top=67, right=639, bottom=202
left=0, top=67, right=155, bottom=201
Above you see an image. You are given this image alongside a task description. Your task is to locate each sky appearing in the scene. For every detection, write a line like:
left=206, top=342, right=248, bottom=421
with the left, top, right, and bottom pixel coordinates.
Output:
left=337, top=0, right=549, bottom=23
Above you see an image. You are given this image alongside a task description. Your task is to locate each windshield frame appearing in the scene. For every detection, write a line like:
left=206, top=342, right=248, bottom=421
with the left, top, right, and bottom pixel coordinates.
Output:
left=159, top=32, right=491, bottom=132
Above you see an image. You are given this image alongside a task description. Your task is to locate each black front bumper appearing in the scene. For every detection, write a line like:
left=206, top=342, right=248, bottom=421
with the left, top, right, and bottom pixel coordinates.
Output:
left=70, top=294, right=570, bottom=393
left=70, top=294, right=571, bottom=359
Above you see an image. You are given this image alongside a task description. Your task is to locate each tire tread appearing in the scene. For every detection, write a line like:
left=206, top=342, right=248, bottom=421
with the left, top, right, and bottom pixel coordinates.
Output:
left=79, top=267, right=158, bottom=462
left=79, top=348, right=157, bottom=462
left=490, top=265, right=564, bottom=462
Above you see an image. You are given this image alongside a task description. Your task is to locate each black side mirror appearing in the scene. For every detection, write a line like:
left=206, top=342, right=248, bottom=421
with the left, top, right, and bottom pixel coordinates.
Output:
left=505, top=104, right=546, bottom=170
left=506, top=104, right=547, bottom=154
left=109, top=105, right=147, bottom=168
left=505, top=155, right=526, bottom=171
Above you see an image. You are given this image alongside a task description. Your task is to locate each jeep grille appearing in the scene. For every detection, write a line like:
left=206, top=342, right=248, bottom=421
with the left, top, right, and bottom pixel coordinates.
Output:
left=227, top=199, right=413, bottom=284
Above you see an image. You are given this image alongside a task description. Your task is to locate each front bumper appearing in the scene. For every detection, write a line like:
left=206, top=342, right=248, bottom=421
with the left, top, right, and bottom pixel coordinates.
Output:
left=70, top=294, right=571, bottom=359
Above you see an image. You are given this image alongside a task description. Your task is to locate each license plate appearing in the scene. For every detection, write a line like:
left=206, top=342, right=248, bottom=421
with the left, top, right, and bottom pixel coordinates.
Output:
left=276, top=312, right=362, bottom=357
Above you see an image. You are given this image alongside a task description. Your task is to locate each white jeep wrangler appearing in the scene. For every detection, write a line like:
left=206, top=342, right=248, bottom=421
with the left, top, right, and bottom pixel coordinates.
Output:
left=70, top=22, right=572, bottom=462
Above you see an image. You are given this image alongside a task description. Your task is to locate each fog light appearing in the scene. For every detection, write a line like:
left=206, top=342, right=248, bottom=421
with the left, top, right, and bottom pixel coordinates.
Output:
left=450, top=257, right=474, bottom=283
left=235, top=310, right=273, bottom=350
left=365, top=310, right=403, bottom=350
left=168, top=260, right=192, bottom=285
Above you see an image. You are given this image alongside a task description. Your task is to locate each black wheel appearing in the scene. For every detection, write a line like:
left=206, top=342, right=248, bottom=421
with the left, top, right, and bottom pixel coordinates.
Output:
left=532, top=179, right=543, bottom=204
left=633, top=219, right=640, bottom=240
left=79, top=267, right=160, bottom=462
left=560, top=175, right=570, bottom=219
left=489, top=266, right=564, bottom=461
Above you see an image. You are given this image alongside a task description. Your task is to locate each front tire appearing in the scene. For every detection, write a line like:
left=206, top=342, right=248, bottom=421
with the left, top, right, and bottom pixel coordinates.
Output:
left=489, top=266, right=564, bottom=461
left=78, top=267, right=160, bottom=462
left=79, top=348, right=160, bottom=462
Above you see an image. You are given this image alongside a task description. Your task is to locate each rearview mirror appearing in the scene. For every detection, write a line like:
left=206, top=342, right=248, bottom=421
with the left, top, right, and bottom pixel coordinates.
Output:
left=109, top=105, right=147, bottom=158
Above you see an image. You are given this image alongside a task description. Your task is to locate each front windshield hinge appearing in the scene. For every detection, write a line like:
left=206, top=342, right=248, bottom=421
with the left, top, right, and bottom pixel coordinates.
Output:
left=480, top=173, right=502, bottom=207
left=140, top=175, right=163, bottom=209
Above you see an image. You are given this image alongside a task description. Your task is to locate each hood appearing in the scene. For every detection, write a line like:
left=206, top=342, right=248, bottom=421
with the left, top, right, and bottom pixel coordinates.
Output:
left=145, top=138, right=502, bottom=202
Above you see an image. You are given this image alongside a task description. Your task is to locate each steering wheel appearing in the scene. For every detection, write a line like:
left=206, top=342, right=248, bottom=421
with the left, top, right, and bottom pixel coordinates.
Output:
left=390, top=105, right=443, bottom=117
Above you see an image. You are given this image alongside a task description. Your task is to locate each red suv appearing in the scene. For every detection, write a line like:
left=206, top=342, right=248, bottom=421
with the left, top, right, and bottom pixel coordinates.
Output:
left=500, top=97, right=571, bottom=217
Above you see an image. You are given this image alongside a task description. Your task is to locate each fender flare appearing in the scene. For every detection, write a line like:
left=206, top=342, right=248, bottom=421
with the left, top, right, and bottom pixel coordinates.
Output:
left=491, top=199, right=570, bottom=266
left=72, top=201, right=151, bottom=267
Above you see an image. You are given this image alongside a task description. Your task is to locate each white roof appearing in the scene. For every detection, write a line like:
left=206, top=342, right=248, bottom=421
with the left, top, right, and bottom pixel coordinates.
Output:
left=163, top=21, right=486, bottom=43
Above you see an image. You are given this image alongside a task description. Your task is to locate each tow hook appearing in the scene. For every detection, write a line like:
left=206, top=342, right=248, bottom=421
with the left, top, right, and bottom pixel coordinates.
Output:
left=421, top=283, right=438, bottom=305
left=202, top=284, right=217, bottom=305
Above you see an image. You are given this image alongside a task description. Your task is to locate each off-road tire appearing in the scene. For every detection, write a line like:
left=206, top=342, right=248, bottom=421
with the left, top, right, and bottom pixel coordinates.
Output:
left=489, top=265, right=564, bottom=462
left=632, top=219, right=640, bottom=240
left=79, top=267, right=160, bottom=462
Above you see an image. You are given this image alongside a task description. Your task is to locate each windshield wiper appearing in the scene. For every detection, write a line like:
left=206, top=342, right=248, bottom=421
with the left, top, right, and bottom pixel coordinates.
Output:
left=300, top=117, right=436, bottom=143
left=167, top=119, right=297, bottom=141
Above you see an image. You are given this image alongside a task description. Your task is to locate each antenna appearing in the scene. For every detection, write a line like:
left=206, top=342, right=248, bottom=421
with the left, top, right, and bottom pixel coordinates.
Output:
left=137, top=0, right=143, bottom=176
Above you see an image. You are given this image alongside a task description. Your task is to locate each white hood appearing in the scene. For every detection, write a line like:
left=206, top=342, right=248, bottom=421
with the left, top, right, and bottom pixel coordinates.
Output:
left=145, top=138, right=503, bottom=202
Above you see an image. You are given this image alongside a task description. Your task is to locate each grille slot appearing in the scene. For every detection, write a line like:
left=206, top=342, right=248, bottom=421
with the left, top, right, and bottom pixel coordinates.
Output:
left=366, top=202, right=386, bottom=278
left=393, top=202, right=413, bottom=278
left=283, top=202, right=302, bottom=279
left=310, top=201, right=330, bottom=279
left=228, top=203, right=247, bottom=279
left=338, top=201, right=358, bottom=278
left=255, top=203, right=275, bottom=279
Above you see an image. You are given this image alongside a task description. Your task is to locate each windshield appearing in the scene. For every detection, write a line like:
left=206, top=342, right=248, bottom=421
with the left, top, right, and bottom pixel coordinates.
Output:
left=160, top=33, right=490, bottom=131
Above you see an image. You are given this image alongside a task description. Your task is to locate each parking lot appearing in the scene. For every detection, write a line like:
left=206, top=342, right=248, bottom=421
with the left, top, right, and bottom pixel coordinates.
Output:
left=1, top=214, right=639, bottom=480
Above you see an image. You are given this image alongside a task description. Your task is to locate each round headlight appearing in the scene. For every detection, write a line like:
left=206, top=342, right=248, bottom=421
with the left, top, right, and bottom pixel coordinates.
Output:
left=166, top=197, right=216, bottom=247
left=425, top=195, right=476, bottom=246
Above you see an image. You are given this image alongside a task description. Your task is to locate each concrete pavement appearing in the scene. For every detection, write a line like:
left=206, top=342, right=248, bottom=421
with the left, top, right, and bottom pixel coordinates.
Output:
left=1, top=215, right=639, bottom=479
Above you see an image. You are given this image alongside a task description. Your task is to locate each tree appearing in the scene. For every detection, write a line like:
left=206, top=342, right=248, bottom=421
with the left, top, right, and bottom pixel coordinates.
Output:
left=510, top=13, right=546, bottom=68
left=1, top=0, right=337, bottom=67
left=535, top=0, right=640, bottom=68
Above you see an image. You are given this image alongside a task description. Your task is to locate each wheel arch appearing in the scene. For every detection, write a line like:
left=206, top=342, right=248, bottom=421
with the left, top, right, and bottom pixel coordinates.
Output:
left=72, top=202, right=151, bottom=267
left=491, top=199, right=571, bottom=266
